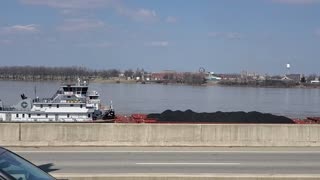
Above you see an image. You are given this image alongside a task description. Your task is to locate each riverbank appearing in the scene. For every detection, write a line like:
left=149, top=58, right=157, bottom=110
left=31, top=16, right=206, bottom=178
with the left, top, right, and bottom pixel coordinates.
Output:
left=218, top=81, right=320, bottom=89
left=1, top=78, right=320, bottom=89
left=92, top=78, right=137, bottom=84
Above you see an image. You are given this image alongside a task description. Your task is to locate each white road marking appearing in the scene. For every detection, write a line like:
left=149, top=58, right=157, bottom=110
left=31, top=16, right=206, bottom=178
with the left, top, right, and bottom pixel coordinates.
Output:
left=13, top=150, right=320, bottom=153
left=52, top=173, right=320, bottom=178
left=136, top=162, right=241, bottom=165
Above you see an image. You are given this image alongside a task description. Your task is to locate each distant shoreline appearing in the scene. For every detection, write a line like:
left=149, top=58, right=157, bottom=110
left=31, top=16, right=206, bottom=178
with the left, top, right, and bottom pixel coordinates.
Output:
left=1, top=78, right=320, bottom=89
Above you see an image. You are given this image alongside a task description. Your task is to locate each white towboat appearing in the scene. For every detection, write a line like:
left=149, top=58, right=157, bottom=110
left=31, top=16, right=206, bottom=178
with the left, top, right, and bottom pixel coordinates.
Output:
left=0, top=79, right=115, bottom=122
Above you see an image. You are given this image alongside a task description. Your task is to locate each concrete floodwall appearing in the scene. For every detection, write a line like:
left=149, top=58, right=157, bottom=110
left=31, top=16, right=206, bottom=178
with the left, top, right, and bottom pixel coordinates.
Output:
left=1, top=123, right=320, bottom=146
left=0, top=123, right=20, bottom=146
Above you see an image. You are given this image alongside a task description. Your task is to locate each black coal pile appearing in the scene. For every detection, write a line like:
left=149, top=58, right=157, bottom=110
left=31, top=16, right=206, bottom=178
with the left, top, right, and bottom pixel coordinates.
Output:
left=147, top=110, right=294, bottom=124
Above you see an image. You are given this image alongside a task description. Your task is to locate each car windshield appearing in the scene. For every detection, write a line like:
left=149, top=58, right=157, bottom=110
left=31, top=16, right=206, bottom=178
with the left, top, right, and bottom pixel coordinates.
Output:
left=0, top=150, right=54, bottom=180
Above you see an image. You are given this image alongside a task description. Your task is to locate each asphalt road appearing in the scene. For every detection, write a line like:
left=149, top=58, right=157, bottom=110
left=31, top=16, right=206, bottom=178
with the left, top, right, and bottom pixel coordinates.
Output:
left=8, top=147, right=320, bottom=174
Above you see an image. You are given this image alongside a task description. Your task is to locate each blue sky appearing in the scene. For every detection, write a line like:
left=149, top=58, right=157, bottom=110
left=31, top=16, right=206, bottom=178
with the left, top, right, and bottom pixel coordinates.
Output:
left=0, top=0, right=319, bottom=74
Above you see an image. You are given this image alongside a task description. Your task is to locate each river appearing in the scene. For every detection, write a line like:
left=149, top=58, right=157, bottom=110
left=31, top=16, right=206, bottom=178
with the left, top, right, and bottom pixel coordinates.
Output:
left=0, top=81, right=319, bottom=118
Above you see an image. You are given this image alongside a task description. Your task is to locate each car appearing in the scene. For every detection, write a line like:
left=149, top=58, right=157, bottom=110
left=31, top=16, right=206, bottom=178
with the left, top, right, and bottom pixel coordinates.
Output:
left=0, top=147, right=56, bottom=180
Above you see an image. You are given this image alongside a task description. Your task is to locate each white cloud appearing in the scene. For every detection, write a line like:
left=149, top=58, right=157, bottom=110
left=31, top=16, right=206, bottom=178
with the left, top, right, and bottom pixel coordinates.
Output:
left=166, top=16, right=177, bottom=23
left=134, top=9, right=157, bottom=21
left=117, top=8, right=157, bottom=22
left=22, top=0, right=158, bottom=22
left=271, top=0, right=320, bottom=4
left=1, top=24, right=39, bottom=33
left=57, top=19, right=106, bottom=32
left=208, top=32, right=243, bottom=40
left=77, top=42, right=113, bottom=48
left=145, top=41, right=169, bottom=47
left=226, top=32, right=243, bottom=39
left=60, top=9, right=79, bottom=16
left=21, top=0, right=115, bottom=9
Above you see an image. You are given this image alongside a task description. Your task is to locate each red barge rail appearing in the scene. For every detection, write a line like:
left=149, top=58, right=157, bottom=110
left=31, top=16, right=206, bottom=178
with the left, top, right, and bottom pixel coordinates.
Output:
left=293, top=117, right=320, bottom=124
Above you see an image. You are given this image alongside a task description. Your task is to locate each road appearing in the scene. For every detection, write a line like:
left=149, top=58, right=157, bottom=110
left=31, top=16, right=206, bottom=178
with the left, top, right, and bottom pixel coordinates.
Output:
left=7, top=147, right=320, bottom=174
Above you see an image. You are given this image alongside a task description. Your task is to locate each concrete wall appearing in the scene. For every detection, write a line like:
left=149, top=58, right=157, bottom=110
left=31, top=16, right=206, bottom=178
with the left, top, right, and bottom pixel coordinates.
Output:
left=0, top=123, right=20, bottom=145
left=1, top=123, right=320, bottom=146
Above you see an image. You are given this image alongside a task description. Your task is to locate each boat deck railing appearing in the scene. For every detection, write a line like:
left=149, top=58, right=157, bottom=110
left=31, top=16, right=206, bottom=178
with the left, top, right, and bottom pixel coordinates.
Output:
left=61, top=82, right=88, bottom=87
left=0, top=107, right=16, bottom=111
left=33, top=97, right=87, bottom=104
left=33, top=98, right=53, bottom=103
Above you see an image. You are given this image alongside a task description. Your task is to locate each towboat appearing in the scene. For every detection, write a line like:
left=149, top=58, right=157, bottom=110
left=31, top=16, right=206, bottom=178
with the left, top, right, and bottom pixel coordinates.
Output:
left=0, top=79, right=115, bottom=122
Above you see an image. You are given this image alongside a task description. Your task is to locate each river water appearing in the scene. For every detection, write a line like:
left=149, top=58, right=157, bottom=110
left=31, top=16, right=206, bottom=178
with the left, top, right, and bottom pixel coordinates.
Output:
left=0, top=81, right=319, bottom=118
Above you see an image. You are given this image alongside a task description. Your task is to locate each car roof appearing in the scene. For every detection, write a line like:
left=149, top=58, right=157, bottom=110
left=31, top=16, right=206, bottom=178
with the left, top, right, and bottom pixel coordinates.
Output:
left=0, top=147, right=7, bottom=155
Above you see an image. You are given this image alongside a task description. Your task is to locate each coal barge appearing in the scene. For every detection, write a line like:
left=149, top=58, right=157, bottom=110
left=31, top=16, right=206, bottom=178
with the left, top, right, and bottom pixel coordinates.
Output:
left=113, top=110, right=320, bottom=124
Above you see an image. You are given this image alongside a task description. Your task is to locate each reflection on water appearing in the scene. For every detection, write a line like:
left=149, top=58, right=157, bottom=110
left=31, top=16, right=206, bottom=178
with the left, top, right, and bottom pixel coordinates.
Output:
left=0, top=80, right=319, bottom=118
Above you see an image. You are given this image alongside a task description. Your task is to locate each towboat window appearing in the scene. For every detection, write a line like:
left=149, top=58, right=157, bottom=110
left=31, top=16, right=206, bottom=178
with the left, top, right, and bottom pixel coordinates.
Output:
left=48, top=104, right=52, bottom=108
left=22, top=114, right=25, bottom=118
left=76, top=88, right=81, bottom=94
left=67, top=114, right=70, bottom=118
left=46, top=114, right=48, bottom=118
left=57, top=104, right=59, bottom=108
left=82, top=87, right=88, bottom=95
left=40, top=104, right=43, bottom=108
left=16, top=114, right=18, bottom=118
left=89, top=95, right=98, bottom=100
left=70, top=104, right=74, bottom=107
left=63, top=86, right=72, bottom=92
left=80, top=104, right=83, bottom=108
left=88, top=114, right=91, bottom=118
left=28, top=114, right=31, bottom=118
left=37, top=114, right=40, bottom=116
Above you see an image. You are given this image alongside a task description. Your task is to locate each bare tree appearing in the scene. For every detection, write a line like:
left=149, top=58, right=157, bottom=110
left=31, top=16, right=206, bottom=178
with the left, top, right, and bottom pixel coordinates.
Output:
left=124, top=69, right=134, bottom=78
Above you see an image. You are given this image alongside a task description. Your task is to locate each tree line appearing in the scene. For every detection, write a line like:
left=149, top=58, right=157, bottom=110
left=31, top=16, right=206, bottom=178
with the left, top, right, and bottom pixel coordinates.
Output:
left=0, top=66, right=144, bottom=81
left=0, top=66, right=206, bottom=85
